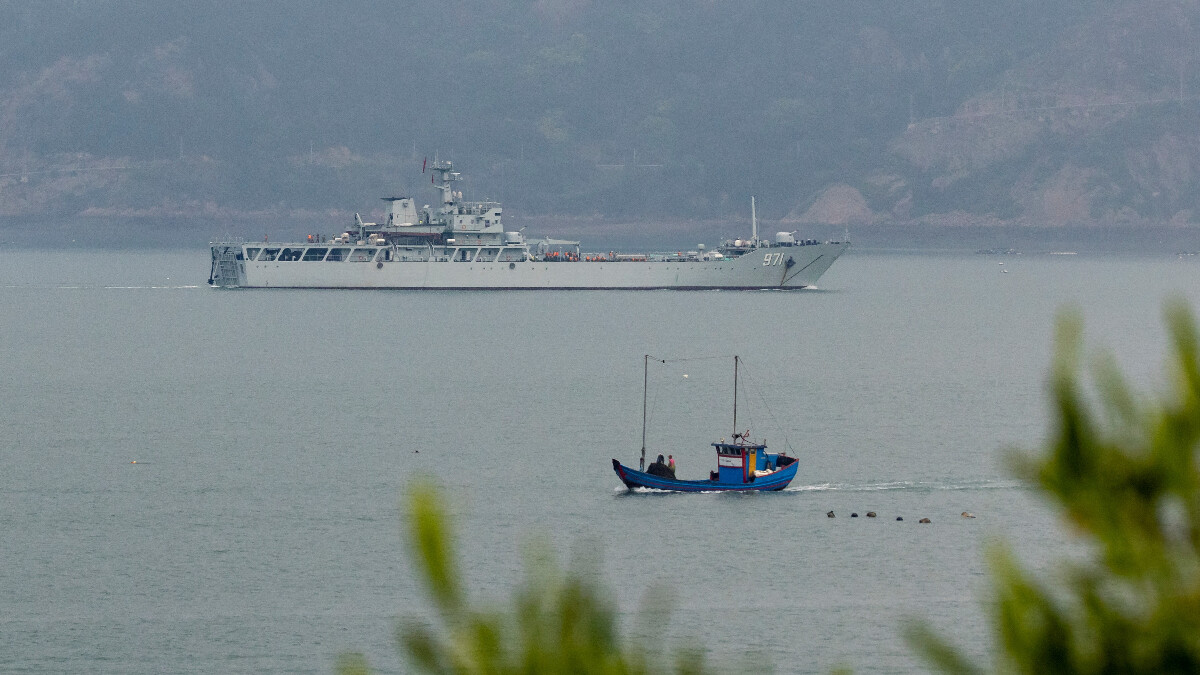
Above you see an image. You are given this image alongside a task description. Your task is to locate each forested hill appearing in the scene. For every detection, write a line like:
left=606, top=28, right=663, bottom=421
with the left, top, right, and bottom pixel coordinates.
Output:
left=1, top=1, right=1198, bottom=241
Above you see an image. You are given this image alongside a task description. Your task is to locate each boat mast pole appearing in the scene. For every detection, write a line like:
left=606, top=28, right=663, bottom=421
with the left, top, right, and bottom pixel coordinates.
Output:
left=640, top=354, right=648, bottom=471
left=733, top=355, right=739, bottom=436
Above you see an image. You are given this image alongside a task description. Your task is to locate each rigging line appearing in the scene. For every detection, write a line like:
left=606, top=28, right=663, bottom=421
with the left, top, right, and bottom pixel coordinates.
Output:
left=655, top=354, right=736, bottom=364
left=646, top=381, right=663, bottom=436
left=737, top=360, right=796, bottom=454
left=643, top=356, right=667, bottom=444
left=748, top=368, right=795, bottom=454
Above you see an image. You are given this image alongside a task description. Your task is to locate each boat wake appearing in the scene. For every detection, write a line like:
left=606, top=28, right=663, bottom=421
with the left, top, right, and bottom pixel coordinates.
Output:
left=786, top=478, right=1025, bottom=493
left=1, top=284, right=203, bottom=290
left=614, top=486, right=683, bottom=495
left=105, top=284, right=204, bottom=289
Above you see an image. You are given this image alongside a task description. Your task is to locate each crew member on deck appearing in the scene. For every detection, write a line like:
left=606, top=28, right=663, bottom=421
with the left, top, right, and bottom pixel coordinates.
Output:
left=647, top=454, right=672, bottom=478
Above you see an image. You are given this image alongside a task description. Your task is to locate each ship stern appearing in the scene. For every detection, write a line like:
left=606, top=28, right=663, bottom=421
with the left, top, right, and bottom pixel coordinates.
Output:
left=209, top=243, right=245, bottom=287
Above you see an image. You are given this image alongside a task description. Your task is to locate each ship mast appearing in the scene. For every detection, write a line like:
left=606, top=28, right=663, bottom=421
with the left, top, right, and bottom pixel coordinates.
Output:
left=640, top=354, right=649, bottom=471
left=750, top=197, right=757, bottom=245
left=733, top=355, right=739, bottom=436
left=429, top=159, right=462, bottom=212
left=639, top=355, right=666, bottom=470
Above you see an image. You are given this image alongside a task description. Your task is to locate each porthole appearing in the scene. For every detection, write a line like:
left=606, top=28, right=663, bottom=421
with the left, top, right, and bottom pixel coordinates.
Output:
left=509, top=262, right=516, bottom=269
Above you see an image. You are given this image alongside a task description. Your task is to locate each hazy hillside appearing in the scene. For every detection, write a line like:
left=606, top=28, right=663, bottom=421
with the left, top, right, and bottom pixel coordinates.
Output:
left=1, top=0, right=1197, bottom=244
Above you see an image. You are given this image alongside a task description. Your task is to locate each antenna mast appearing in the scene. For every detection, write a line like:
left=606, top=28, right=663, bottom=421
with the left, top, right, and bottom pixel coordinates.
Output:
left=750, top=197, right=757, bottom=244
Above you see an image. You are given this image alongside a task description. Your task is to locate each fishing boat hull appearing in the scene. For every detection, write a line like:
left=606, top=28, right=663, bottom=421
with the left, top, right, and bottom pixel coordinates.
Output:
left=611, top=458, right=797, bottom=492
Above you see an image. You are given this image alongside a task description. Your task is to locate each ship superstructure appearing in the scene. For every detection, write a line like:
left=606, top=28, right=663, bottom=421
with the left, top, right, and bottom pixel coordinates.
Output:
left=209, top=160, right=847, bottom=289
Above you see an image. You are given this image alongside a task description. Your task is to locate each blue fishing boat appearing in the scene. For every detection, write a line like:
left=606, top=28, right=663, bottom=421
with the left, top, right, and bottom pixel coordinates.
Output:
left=611, top=355, right=799, bottom=492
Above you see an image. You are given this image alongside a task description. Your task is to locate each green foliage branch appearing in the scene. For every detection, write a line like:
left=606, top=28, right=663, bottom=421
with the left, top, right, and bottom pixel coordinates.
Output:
left=339, top=482, right=707, bottom=675
left=911, top=298, right=1200, bottom=674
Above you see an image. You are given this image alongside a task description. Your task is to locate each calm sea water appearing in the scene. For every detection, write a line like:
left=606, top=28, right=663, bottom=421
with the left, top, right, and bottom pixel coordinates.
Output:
left=2, top=248, right=1198, bottom=674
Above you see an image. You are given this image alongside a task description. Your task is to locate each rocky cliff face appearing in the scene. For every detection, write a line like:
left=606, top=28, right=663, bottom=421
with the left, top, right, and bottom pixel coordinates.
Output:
left=0, top=2, right=1196, bottom=236
left=865, top=2, right=1200, bottom=227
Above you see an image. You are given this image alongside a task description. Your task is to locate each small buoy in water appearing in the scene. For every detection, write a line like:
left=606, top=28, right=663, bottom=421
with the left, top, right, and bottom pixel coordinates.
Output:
left=827, top=511, right=835, bottom=518
left=961, top=512, right=975, bottom=518
left=413, top=450, right=419, bottom=453
left=683, top=374, right=689, bottom=378
left=131, top=461, right=137, bottom=464
left=851, top=512, right=858, bottom=518
left=866, top=511, right=877, bottom=518
left=919, top=518, right=931, bottom=524
left=896, top=516, right=903, bottom=521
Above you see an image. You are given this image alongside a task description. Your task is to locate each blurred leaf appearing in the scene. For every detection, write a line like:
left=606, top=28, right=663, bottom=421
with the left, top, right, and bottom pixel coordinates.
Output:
left=903, top=622, right=981, bottom=675
left=335, top=652, right=371, bottom=675
left=912, top=298, right=1200, bottom=673
left=362, top=478, right=707, bottom=674
left=406, top=481, right=463, bottom=616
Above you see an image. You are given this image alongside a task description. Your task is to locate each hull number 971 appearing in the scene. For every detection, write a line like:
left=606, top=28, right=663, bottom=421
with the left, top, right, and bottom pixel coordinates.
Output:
left=764, top=253, right=786, bottom=266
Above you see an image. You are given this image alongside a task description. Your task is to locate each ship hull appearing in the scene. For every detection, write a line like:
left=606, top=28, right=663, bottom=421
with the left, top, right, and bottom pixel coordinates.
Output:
left=212, top=242, right=847, bottom=290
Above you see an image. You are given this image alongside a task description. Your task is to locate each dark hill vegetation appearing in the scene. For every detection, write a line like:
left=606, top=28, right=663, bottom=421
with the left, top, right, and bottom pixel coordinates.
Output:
left=1, top=1, right=1197, bottom=245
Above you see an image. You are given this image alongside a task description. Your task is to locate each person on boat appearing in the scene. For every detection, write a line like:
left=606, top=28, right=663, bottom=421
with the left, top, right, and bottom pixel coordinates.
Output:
left=647, top=454, right=672, bottom=478
left=667, top=455, right=676, bottom=476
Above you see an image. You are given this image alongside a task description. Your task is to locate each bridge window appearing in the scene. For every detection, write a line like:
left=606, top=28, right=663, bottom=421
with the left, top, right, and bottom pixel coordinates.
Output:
left=260, top=248, right=280, bottom=261
left=245, top=247, right=261, bottom=260
left=325, top=248, right=349, bottom=261
left=302, top=248, right=328, bottom=261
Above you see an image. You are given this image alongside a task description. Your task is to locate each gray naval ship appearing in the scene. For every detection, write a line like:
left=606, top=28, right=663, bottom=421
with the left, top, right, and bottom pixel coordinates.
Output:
left=209, top=160, right=847, bottom=289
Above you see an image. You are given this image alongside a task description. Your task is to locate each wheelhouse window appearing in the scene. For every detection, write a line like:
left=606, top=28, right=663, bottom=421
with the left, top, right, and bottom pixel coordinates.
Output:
left=278, top=248, right=302, bottom=261
left=479, top=248, right=500, bottom=262
left=350, top=248, right=376, bottom=262
left=245, top=247, right=261, bottom=261
left=302, top=248, right=328, bottom=261
left=260, top=248, right=280, bottom=261
left=325, top=248, right=349, bottom=261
